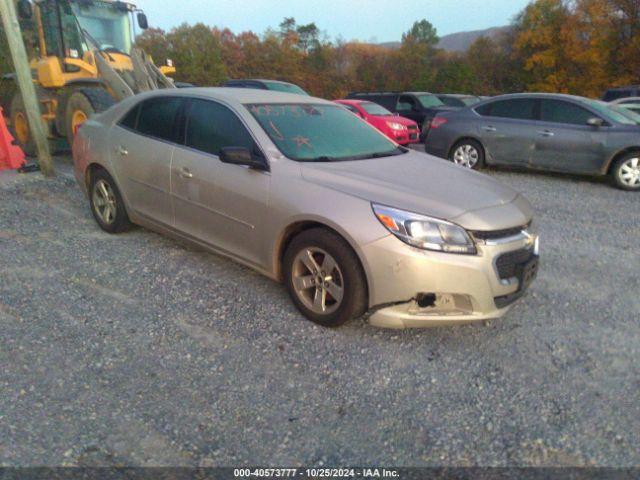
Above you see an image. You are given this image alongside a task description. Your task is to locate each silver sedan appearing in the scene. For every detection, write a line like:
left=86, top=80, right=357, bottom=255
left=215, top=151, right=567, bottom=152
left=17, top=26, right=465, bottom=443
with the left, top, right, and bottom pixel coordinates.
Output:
left=73, top=88, right=538, bottom=328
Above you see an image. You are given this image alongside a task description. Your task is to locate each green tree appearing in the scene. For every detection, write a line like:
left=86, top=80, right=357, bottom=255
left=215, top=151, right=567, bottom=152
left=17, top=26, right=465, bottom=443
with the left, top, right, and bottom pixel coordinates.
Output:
left=402, top=19, right=439, bottom=47
left=166, top=23, right=227, bottom=86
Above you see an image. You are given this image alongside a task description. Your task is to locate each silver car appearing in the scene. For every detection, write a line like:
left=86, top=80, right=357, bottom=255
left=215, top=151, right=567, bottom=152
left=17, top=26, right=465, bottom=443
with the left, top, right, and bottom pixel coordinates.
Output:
left=73, top=88, right=539, bottom=328
left=424, top=93, right=640, bottom=190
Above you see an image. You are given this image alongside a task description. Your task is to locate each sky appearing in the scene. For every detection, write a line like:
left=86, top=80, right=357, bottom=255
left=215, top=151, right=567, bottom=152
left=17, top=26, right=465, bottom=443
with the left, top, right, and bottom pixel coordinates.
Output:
left=134, top=0, right=532, bottom=43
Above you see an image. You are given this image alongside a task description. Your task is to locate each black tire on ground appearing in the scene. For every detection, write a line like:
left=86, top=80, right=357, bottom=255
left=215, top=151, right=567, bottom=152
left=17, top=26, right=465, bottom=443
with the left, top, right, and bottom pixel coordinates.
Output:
left=9, top=92, right=37, bottom=156
left=611, top=152, right=640, bottom=191
left=283, top=228, right=368, bottom=327
left=88, top=168, right=132, bottom=234
left=449, top=138, right=486, bottom=170
left=64, top=88, right=116, bottom=148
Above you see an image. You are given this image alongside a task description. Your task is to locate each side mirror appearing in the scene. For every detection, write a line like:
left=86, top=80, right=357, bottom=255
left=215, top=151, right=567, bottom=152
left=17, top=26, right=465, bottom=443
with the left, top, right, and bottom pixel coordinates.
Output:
left=137, top=12, right=149, bottom=30
left=219, top=147, right=267, bottom=170
left=587, top=117, right=604, bottom=127
left=17, top=0, right=32, bottom=19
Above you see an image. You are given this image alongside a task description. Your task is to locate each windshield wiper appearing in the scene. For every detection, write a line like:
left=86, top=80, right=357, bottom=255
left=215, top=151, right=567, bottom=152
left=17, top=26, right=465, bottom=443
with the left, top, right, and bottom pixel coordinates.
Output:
left=358, top=148, right=408, bottom=160
left=299, top=156, right=337, bottom=162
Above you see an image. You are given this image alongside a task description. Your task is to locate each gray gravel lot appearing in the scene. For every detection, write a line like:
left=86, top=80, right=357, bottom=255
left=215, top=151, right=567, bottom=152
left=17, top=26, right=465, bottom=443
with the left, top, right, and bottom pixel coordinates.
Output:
left=0, top=154, right=639, bottom=467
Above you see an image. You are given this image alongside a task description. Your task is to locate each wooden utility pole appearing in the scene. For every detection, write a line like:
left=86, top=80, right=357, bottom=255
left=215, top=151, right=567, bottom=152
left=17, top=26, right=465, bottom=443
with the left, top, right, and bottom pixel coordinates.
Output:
left=0, top=0, right=54, bottom=176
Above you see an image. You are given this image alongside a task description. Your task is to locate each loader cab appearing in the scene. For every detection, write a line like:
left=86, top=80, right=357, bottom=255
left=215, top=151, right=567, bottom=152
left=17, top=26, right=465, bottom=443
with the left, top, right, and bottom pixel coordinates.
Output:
left=35, top=0, right=141, bottom=59
left=20, top=0, right=147, bottom=76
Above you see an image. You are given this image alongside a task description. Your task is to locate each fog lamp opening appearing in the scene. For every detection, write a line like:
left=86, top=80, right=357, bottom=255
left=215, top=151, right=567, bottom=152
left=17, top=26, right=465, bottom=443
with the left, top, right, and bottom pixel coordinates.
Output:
left=417, top=293, right=437, bottom=308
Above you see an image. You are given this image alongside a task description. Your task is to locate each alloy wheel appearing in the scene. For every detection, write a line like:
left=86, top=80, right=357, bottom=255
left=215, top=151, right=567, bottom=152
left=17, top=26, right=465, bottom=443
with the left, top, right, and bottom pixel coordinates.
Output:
left=453, top=144, right=479, bottom=168
left=618, top=157, right=640, bottom=187
left=291, top=247, right=344, bottom=315
left=92, top=179, right=117, bottom=225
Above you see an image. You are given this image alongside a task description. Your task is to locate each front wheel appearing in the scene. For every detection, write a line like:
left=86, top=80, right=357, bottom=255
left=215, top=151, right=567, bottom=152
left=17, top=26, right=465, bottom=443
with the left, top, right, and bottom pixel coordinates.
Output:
left=450, top=139, right=485, bottom=170
left=611, top=153, right=640, bottom=191
left=64, top=88, right=116, bottom=148
left=283, top=228, right=368, bottom=327
left=89, top=169, right=132, bottom=233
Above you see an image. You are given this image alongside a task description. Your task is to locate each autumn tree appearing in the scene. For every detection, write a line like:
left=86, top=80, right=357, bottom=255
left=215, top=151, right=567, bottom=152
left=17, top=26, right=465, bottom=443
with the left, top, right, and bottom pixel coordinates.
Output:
left=513, top=0, right=574, bottom=92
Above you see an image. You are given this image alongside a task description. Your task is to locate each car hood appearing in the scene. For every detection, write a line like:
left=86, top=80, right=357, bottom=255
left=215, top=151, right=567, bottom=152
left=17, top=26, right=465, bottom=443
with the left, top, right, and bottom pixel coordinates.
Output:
left=300, top=150, right=532, bottom=231
left=371, top=115, right=417, bottom=126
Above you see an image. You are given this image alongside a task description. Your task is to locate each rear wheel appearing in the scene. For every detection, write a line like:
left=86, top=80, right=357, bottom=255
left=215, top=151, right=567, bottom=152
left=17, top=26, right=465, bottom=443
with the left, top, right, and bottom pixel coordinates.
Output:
left=450, top=139, right=485, bottom=170
left=283, top=228, right=368, bottom=327
left=64, top=88, right=116, bottom=148
left=612, top=153, right=640, bottom=191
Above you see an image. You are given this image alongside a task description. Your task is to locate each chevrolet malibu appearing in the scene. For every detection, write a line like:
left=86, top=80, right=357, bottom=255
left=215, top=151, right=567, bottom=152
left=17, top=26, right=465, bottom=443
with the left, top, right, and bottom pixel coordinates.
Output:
left=73, top=88, right=539, bottom=328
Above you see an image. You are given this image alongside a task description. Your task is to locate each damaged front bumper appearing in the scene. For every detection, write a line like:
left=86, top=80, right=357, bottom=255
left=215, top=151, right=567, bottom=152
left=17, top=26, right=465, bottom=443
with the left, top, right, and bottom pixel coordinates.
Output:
left=361, top=231, right=539, bottom=329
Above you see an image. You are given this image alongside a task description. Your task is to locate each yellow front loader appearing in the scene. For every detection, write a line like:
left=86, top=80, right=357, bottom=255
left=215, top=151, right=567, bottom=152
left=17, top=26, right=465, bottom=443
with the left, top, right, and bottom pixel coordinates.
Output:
left=8, top=0, right=176, bottom=153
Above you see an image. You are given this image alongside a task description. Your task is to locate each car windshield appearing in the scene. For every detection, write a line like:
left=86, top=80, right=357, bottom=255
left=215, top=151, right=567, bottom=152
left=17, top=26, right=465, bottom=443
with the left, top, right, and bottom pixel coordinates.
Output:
left=71, top=0, right=133, bottom=54
left=610, top=104, right=640, bottom=124
left=247, top=103, right=405, bottom=161
left=416, top=94, right=445, bottom=108
left=262, top=82, right=309, bottom=96
left=360, top=102, right=393, bottom=116
left=583, top=99, right=638, bottom=125
left=462, top=96, right=481, bottom=106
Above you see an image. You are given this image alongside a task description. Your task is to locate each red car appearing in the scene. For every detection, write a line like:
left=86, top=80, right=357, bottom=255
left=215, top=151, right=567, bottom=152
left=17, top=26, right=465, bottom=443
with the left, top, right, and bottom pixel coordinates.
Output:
left=334, top=99, right=420, bottom=145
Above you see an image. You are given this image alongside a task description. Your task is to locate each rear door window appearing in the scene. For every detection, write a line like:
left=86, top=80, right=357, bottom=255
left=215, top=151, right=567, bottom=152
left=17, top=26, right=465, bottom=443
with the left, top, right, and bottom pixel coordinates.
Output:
left=184, top=98, right=255, bottom=156
left=134, top=96, right=184, bottom=142
left=540, top=99, right=594, bottom=125
left=397, top=95, right=417, bottom=113
left=119, top=104, right=140, bottom=130
left=478, top=99, right=537, bottom=120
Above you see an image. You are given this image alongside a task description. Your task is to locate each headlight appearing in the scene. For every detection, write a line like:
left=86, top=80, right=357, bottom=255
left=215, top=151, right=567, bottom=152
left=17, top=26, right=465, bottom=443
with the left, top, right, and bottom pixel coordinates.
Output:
left=386, top=121, right=406, bottom=131
left=372, top=203, right=477, bottom=254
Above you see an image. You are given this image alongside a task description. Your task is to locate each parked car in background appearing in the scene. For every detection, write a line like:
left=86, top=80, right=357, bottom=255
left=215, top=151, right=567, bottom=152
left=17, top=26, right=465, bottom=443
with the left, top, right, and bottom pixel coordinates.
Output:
left=73, top=88, right=538, bottom=328
left=424, top=93, right=640, bottom=190
left=601, top=85, right=640, bottom=102
left=345, top=91, right=457, bottom=138
left=222, top=79, right=309, bottom=95
left=610, top=97, right=640, bottom=116
left=436, top=94, right=482, bottom=107
left=334, top=99, right=419, bottom=145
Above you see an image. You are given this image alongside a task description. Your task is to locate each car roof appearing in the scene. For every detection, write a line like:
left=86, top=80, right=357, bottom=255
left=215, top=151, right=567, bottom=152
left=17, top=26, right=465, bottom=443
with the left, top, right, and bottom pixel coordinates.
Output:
left=335, top=99, right=366, bottom=105
left=228, top=79, right=296, bottom=86
left=437, top=94, right=477, bottom=98
left=481, top=92, right=589, bottom=102
left=605, top=85, right=640, bottom=91
left=136, top=87, right=331, bottom=106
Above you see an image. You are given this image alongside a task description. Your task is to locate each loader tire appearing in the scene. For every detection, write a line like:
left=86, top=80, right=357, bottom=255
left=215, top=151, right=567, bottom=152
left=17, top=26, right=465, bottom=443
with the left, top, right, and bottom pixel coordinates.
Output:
left=65, top=88, right=116, bottom=149
left=9, top=93, right=37, bottom=156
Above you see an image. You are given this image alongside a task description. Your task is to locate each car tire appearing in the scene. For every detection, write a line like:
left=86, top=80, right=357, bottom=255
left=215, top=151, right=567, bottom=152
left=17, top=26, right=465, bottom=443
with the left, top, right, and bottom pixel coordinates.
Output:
left=449, top=139, right=485, bottom=170
left=283, top=228, right=368, bottom=327
left=611, top=153, right=640, bottom=191
left=88, top=169, right=132, bottom=233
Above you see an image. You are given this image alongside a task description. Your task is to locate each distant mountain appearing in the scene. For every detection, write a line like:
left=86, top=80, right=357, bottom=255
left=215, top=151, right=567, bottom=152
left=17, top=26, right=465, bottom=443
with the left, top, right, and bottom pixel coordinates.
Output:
left=377, top=26, right=511, bottom=53
left=437, top=26, right=510, bottom=52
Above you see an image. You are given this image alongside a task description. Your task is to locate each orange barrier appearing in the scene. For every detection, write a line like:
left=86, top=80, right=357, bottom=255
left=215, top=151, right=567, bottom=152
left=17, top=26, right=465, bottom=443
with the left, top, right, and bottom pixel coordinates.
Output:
left=0, top=107, right=26, bottom=171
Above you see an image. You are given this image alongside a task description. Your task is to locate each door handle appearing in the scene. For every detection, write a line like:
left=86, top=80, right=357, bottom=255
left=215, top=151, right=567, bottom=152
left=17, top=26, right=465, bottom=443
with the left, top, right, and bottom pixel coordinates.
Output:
left=537, top=130, right=554, bottom=137
left=116, top=145, right=128, bottom=156
left=482, top=126, right=497, bottom=132
left=177, top=167, right=193, bottom=179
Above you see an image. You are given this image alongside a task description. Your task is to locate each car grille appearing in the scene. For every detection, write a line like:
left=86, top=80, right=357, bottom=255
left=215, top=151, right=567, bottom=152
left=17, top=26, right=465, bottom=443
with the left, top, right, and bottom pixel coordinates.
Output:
left=407, top=125, right=418, bottom=131
left=495, top=247, right=535, bottom=279
left=471, top=223, right=530, bottom=241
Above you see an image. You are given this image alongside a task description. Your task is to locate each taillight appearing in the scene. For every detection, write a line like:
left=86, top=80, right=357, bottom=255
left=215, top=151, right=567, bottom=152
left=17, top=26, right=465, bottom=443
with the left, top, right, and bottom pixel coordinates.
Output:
left=431, top=116, right=448, bottom=129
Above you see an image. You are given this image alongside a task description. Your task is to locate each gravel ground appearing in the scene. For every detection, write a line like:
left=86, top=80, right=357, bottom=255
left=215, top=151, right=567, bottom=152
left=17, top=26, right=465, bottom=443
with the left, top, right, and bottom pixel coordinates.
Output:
left=0, top=154, right=639, bottom=467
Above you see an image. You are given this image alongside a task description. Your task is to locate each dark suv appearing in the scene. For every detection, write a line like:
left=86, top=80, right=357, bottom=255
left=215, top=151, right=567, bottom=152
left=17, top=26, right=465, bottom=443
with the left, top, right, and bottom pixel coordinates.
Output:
left=602, top=85, right=640, bottom=102
left=345, top=91, right=457, bottom=138
left=222, top=79, right=309, bottom=96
